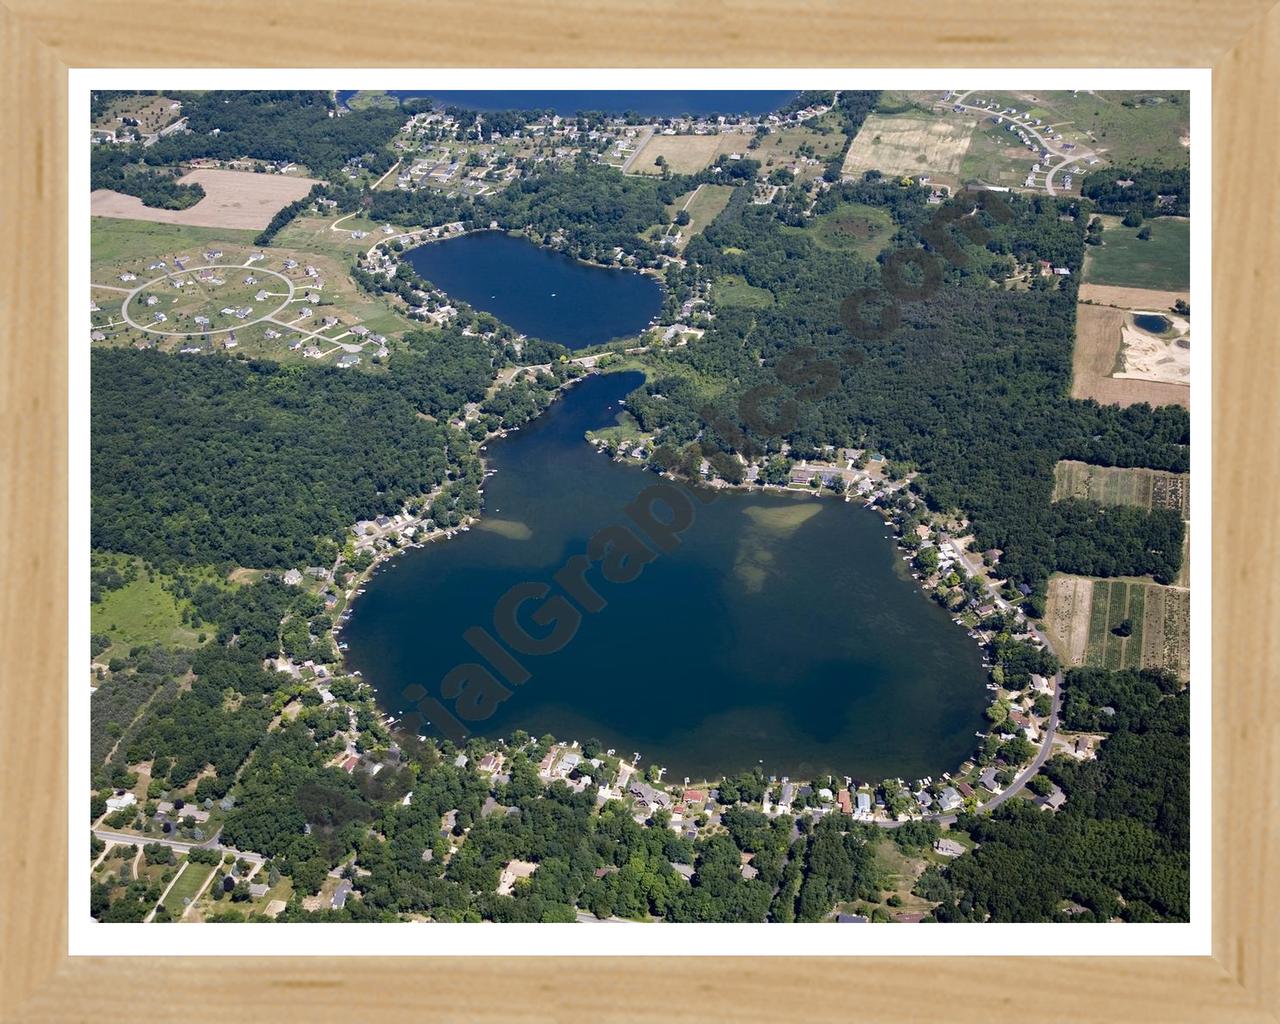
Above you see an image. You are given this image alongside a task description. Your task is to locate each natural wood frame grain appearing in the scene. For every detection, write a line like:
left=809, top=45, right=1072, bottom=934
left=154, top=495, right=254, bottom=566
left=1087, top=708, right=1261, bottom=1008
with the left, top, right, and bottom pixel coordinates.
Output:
left=1, top=3, right=1276, bottom=1020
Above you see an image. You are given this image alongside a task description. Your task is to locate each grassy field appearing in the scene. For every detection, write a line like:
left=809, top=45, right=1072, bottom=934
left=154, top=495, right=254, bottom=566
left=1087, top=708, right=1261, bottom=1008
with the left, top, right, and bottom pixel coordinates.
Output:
left=271, top=214, right=388, bottom=256
left=91, top=217, right=421, bottom=360
left=631, top=133, right=736, bottom=175
left=91, top=218, right=257, bottom=279
left=795, top=201, right=895, bottom=258
left=714, top=274, right=773, bottom=309
left=92, top=95, right=182, bottom=134
left=657, top=184, right=735, bottom=250
left=1082, top=216, right=1189, bottom=290
left=1044, top=574, right=1189, bottom=680
left=91, top=556, right=204, bottom=659
left=958, top=119, right=1038, bottom=189
left=681, top=184, right=735, bottom=236
left=159, top=859, right=217, bottom=916
left=974, top=90, right=1190, bottom=167
left=750, top=125, right=847, bottom=182
left=1052, top=461, right=1190, bottom=517
left=345, top=90, right=400, bottom=111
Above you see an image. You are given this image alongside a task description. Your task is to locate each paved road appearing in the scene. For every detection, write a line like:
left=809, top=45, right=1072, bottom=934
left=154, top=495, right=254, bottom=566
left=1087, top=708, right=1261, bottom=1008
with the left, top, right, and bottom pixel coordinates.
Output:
left=93, top=827, right=265, bottom=865
left=620, top=127, right=655, bottom=174
left=116, top=264, right=296, bottom=339
left=143, top=116, right=187, bottom=148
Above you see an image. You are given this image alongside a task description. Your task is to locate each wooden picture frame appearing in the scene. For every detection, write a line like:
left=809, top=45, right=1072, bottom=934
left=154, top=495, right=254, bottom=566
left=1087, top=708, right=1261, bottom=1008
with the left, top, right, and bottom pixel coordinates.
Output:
left=2, top=3, right=1276, bottom=1019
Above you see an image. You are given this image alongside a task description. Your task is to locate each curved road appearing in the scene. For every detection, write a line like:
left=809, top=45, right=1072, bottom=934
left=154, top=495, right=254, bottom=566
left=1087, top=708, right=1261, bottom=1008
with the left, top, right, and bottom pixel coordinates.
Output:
left=951, top=91, right=1100, bottom=196
left=116, top=265, right=296, bottom=338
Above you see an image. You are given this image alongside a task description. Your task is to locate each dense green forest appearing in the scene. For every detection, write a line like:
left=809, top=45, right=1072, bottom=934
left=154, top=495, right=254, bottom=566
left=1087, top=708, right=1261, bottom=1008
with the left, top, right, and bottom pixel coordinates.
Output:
left=1081, top=165, right=1190, bottom=218
left=91, top=146, right=206, bottom=210
left=142, top=91, right=405, bottom=177
left=927, top=667, right=1188, bottom=922
left=628, top=177, right=1190, bottom=593
left=91, top=349, right=480, bottom=569
left=484, top=159, right=677, bottom=264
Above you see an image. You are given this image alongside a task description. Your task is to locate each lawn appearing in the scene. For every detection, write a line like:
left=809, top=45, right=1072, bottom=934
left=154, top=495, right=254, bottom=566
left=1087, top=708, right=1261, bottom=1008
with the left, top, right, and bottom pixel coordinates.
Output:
left=586, top=410, right=647, bottom=447
left=159, top=859, right=217, bottom=916
left=714, top=274, right=773, bottom=309
left=680, top=184, right=735, bottom=237
left=91, top=218, right=257, bottom=281
left=1082, top=216, right=1189, bottom=290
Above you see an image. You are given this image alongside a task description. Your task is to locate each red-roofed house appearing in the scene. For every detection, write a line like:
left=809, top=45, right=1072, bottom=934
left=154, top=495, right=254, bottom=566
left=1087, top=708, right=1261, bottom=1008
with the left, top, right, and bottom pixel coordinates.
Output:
left=837, top=789, right=853, bottom=814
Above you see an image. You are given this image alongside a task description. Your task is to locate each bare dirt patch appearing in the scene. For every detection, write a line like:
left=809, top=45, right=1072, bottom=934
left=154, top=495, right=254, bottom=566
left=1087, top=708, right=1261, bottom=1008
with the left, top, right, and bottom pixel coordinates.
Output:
left=1071, top=303, right=1189, bottom=408
left=91, top=169, right=319, bottom=230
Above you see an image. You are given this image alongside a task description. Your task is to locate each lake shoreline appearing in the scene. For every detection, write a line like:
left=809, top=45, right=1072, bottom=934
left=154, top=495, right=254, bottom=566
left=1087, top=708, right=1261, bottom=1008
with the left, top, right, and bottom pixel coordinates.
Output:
left=333, top=367, right=1015, bottom=797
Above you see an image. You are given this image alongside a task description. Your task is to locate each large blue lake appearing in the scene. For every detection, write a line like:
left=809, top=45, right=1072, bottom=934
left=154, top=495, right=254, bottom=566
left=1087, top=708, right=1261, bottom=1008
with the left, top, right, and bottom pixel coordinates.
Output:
left=338, top=90, right=797, bottom=117
left=343, top=371, right=988, bottom=781
left=405, top=232, right=663, bottom=349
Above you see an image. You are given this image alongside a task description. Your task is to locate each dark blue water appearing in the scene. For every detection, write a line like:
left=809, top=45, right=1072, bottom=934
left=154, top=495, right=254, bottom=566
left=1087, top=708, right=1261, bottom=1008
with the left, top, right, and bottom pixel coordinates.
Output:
left=338, top=90, right=797, bottom=117
left=1133, top=313, right=1171, bottom=333
left=343, top=371, right=989, bottom=781
left=405, top=232, right=663, bottom=349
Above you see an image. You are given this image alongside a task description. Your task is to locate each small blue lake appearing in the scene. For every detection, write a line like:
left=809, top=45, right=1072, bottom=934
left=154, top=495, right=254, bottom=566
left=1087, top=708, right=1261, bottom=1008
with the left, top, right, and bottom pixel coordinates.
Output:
left=1133, top=313, right=1171, bottom=334
left=405, top=232, right=664, bottom=349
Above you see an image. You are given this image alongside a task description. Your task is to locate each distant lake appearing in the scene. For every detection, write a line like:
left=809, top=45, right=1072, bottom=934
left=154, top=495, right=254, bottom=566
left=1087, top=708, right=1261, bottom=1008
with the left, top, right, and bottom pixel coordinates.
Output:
left=343, top=371, right=988, bottom=781
left=405, top=232, right=663, bottom=349
left=338, top=90, right=797, bottom=117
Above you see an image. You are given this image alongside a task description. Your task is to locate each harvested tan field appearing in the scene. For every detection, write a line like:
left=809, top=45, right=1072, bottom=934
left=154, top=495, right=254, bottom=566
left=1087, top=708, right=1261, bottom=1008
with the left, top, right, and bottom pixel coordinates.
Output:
left=91, top=169, right=319, bottom=230
left=1071, top=303, right=1190, bottom=408
left=631, top=133, right=749, bottom=175
left=842, top=113, right=973, bottom=184
left=1078, top=283, right=1189, bottom=310
left=1044, top=574, right=1093, bottom=666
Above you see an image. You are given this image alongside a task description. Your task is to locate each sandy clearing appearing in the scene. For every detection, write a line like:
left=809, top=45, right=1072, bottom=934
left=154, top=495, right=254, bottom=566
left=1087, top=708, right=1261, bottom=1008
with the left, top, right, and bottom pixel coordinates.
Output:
left=1071, top=303, right=1190, bottom=409
left=91, top=168, right=319, bottom=230
left=1116, top=322, right=1190, bottom=385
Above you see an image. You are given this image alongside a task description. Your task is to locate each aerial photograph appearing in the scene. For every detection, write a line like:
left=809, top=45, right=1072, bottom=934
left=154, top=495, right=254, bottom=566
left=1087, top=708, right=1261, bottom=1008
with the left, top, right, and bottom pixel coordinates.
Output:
left=87, top=87, right=1192, bottom=926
